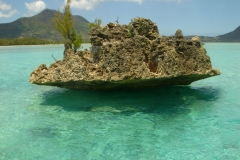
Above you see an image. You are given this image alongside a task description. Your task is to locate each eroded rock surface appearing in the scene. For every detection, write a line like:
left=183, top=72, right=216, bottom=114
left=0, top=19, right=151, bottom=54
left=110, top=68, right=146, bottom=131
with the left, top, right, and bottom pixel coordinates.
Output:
left=29, top=18, right=220, bottom=89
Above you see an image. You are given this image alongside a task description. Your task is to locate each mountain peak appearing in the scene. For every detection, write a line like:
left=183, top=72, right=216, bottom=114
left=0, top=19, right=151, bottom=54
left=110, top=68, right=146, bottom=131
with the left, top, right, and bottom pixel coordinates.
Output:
left=234, top=26, right=240, bottom=32
left=0, top=8, right=90, bottom=41
left=38, top=8, right=58, bottom=15
left=218, top=25, right=240, bottom=41
left=35, top=8, right=89, bottom=23
left=32, top=8, right=57, bottom=21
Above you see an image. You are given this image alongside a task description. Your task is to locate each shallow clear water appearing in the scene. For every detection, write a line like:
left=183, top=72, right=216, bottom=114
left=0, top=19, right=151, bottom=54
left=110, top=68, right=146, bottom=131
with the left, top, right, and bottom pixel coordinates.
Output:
left=0, top=43, right=240, bottom=160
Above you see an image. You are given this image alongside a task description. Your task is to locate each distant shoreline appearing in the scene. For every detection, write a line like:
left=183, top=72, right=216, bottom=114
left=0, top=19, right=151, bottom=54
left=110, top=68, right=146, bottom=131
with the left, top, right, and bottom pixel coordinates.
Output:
left=1, top=42, right=240, bottom=47
left=189, top=41, right=240, bottom=43
left=0, top=38, right=90, bottom=46
left=0, top=43, right=91, bottom=47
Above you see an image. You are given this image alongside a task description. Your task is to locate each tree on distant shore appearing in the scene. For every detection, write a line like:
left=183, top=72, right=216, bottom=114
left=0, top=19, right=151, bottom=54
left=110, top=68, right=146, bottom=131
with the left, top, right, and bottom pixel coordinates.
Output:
left=89, top=18, right=102, bottom=29
left=52, top=0, right=82, bottom=52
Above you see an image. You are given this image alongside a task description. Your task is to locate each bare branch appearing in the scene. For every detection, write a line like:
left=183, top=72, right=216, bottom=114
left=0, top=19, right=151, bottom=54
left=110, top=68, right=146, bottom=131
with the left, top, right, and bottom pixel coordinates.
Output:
left=52, top=54, right=57, bottom=61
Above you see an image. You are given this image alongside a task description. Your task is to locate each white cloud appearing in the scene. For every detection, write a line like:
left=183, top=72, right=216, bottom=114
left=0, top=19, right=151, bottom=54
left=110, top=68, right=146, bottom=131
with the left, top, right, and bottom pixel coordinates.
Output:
left=0, top=0, right=18, bottom=18
left=0, top=10, right=18, bottom=18
left=115, top=0, right=143, bottom=4
left=25, top=0, right=46, bottom=16
left=157, top=0, right=190, bottom=3
left=63, top=0, right=189, bottom=11
left=0, top=0, right=11, bottom=11
left=69, top=0, right=103, bottom=10
left=66, top=0, right=142, bottom=10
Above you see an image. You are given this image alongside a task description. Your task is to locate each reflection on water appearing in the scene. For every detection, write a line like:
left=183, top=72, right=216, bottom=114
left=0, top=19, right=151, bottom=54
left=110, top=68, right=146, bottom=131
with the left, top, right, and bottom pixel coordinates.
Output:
left=18, top=85, right=227, bottom=160
left=40, top=86, right=221, bottom=113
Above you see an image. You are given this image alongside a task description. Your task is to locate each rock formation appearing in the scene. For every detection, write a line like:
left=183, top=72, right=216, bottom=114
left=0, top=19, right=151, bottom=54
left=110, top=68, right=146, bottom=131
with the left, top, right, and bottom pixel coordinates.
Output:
left=29, top=18, right=221, bottom=89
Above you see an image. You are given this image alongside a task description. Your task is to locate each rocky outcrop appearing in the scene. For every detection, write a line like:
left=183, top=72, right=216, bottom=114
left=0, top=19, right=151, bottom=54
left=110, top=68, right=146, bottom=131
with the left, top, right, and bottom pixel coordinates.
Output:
left=29, top=18, right=220, bottom=89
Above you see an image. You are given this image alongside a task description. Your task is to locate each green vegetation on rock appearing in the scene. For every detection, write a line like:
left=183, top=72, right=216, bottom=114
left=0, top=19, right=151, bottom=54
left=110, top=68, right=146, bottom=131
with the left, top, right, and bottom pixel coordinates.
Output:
left=127, top=19, right=134, bottom=37
left=53, top=0, right=82, bottom=52
left=89, top=19, right=102, bottom=29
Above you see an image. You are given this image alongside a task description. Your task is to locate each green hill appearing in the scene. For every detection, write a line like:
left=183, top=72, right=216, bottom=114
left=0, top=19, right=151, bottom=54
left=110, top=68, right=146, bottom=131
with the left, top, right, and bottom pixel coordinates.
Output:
left=185, top=26, right=240, bottom=42
left=0, top=9, right=90, bottom=42
left=217, top=26, right=240, bottom=42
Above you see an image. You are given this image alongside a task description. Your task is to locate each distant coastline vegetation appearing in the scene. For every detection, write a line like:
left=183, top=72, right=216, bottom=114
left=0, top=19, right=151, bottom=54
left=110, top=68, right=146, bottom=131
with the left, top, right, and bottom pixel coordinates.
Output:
left=0, top=38, right=90, bottom=46
left=0, top=38, right=60, bottom=46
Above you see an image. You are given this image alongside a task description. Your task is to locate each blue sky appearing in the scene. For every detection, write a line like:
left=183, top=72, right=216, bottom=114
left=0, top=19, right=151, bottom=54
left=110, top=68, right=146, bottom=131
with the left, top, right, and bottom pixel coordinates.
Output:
left=0, top=0, right=240, bottom=36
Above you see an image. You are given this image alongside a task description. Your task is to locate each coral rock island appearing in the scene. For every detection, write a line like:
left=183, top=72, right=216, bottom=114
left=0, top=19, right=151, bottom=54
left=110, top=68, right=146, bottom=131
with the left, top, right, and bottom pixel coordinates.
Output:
left=29, top=18, right=221, bottom=89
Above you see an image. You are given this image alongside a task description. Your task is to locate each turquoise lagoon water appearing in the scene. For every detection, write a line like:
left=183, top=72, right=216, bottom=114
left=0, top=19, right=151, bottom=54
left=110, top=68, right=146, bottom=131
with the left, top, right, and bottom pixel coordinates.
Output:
left=0, top=43, right=240, bottom=160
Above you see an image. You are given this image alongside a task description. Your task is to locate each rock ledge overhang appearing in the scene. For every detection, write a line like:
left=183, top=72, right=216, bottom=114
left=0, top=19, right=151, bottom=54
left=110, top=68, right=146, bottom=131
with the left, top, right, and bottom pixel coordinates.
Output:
left=29, top=17, right=221, bottom=90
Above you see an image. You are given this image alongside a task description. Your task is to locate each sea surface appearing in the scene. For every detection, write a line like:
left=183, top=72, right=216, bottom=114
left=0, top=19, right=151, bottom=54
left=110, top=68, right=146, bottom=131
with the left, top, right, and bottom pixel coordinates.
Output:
left=0, top=43, right=240, bottom=160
